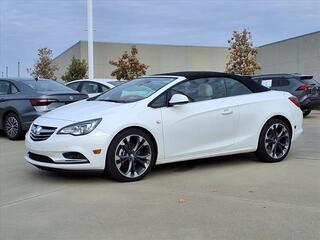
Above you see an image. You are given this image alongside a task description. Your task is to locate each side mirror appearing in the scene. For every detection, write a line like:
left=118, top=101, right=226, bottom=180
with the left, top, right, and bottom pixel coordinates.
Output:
left=169, top=94, right=189, bottom=106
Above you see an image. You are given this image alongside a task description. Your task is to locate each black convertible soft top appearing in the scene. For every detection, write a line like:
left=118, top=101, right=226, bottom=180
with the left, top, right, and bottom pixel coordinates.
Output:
left=155, top=71, right=270, bottom=93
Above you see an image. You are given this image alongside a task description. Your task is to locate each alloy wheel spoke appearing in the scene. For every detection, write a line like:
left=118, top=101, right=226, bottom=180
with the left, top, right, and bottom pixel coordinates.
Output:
left=279, top=133, right=289, bottom=139
left=134, top=137, right=146, bottom=152
left=124, top=160, right=133, bottom=176
left=117, top=155, right=130, bottom=163
left=131, top=161, right=137, bottom=177
left=277, top=127, right=285, bottom=138
left=272, top=144, right=278, bottom=158
left=136, top=153, right=151, bottom=160
left=135, top=157, right=148, bottom=168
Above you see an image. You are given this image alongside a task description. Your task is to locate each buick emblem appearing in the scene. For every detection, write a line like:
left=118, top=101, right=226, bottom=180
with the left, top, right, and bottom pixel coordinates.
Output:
left=32, top=125, right=42, bottom=135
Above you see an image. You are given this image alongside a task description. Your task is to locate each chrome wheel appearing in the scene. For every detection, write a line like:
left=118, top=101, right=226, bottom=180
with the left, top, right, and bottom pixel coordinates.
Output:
left=5, top=116, right=19, bottom=138
left=115, top=135, right=152, bottom=178
left=264, top=123, right=290, bottom=159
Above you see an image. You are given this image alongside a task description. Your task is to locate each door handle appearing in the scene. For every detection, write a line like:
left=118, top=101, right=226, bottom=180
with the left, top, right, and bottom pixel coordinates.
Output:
left=221, top=109, right=233, bottom=115
left=0, top=98, right=5, bottom=103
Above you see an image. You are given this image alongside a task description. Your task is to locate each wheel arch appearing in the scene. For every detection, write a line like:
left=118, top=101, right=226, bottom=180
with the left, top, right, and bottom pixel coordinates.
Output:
left=106, top=126, right=159, bottom=162
left=265, top=115, right=293, bottom=136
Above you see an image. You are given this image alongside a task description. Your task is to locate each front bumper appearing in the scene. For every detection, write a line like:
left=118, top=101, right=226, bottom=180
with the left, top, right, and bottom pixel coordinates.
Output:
left=300, top=96, right=320, bottom=110
left=25, top=126, right=111, bottom=171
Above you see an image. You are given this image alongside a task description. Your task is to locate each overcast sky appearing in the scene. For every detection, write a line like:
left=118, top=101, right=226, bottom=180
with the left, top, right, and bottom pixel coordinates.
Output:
left=0, top=0, right=319, bottom=77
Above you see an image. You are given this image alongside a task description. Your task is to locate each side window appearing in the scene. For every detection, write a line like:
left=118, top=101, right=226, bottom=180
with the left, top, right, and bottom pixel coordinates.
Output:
left=100, top=84, right=110, bottom=93
left=10, top=84, right=19, bottom=94
left=276, top=78, right=290, bottom=87
left=224, top=78, right=252, bottom=97
left=0, top=81, right=10, bottom=95
left=169, top=78, right=227, bottom=103
left=270, top=78, right=289, bottom=88
left=150, top=93, right=167, bottom=108
left=252, top=78, right=261, bottom=84
left=67, top=82, right=81, bottom=91
left=80, top=82, right=99, bottom=94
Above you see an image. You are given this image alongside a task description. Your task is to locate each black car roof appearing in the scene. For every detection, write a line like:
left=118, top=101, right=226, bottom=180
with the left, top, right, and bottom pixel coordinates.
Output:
left=253, top=73, right=314, bottom=79
left=155, top=71, right=269, bottom=93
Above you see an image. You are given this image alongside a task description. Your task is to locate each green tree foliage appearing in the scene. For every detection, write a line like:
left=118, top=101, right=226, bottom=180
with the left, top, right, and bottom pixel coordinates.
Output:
left=27, top=48, right=58, bottom=79
left=109, top=46, right=148, bottom=80
left=225, top=29, right=261, bottom=75
left=61, top=57, right=88, bottom=82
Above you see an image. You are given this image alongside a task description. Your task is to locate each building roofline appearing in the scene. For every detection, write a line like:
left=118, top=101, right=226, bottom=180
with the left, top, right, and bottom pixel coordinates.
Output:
left=77, top=40, right=228, bottom=49
left=259, top=31, right=320, bottom=47
left=53, top=41, right=82, bottom=60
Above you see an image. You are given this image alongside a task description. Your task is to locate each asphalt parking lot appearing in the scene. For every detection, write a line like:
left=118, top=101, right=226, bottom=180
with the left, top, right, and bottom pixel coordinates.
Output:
left=0, top=112, right=319, bottom=240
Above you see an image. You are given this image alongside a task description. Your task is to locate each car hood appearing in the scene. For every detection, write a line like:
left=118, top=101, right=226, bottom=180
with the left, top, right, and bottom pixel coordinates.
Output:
left=40, top=100, right=136, bottom=122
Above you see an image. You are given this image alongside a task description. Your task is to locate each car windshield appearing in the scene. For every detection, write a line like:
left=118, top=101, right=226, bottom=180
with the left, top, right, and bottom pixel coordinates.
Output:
left=94, top=77, right=175, bottom=103
left=24, top=80, right=74, bottom=92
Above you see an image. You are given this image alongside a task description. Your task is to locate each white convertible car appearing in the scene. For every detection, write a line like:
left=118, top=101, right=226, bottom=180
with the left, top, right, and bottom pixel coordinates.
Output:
left=25, top=72, right=303, bottom=182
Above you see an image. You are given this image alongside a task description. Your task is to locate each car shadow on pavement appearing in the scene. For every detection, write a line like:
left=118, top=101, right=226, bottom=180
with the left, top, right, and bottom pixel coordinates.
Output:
left=26, top=153, right=259, bottom=183
left=153, top=153, right=258, bottom=173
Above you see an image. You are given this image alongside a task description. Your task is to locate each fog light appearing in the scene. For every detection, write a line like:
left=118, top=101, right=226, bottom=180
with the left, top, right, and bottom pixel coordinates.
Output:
left=63, top=152, right=87, bottom=160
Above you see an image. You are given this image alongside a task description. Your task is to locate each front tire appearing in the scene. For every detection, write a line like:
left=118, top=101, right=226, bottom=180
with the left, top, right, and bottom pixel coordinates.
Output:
left=105, top=129, right=157, bottom=182
left=256, top=118, right=292, bottom=163
left=4, top=113, right=23, bottom=140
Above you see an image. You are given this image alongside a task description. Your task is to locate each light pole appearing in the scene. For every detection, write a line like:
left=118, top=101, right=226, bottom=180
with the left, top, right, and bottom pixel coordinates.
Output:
left=87, top=0, right=94, bottom=80
left=5, top=66, right=8, bottom=77
left=18, top=61, right=20, bottom=78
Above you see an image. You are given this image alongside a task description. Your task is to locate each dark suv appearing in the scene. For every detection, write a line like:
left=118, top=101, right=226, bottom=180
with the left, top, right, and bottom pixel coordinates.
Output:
left=0, top=78, right=88, bottom=140
left=252, top=74, right=320, bottom=116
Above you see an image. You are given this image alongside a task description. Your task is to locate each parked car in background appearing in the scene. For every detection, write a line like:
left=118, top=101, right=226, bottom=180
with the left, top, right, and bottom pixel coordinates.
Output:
left=252, top=74, right=320, bottom=116
left=66, top=79, right=126, bottom=98
left=25, top=71, right=303, bottom=182
left=0, top=78, right=88, bottom=140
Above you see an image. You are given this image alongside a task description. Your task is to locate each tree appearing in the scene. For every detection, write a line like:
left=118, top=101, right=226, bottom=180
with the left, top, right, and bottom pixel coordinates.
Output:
left=28, top=48, right=59, bottom=79
left=109, top=46, right=148, bottom=80
left=225, top=29, right=261, bottom=75
left=61, top=57, right=88, bottom=82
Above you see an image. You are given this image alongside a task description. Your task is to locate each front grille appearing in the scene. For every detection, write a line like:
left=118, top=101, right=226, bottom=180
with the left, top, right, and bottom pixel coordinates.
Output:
left=28, top=152, right=54, bottom=163
left=30, top=124, right=56, bottom=141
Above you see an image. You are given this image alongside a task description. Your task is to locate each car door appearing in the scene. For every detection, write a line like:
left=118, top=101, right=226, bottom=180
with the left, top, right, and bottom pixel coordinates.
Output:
left=160, top=77, right=238, bottom=161
left=0, top=81, right=12, bottom=128
left=223, top=77, right=261, bottom=150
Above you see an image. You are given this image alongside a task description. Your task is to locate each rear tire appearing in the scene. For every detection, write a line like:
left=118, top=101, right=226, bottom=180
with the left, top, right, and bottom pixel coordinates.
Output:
left=256, top=118, right=292, bottom=163
left=105, top=128, right=157, bottom=182
left=302, top=109, right=311, bottom=117
left=4, top=113, right=23, bottom=140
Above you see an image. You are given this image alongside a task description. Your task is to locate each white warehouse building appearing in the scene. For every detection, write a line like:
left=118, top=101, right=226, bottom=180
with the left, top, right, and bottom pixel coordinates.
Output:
left=54, top=31, right=320, bottom=80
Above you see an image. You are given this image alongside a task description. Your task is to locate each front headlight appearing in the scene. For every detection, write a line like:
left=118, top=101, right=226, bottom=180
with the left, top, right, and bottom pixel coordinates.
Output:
left=57, top=118, right=102, bottom=136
